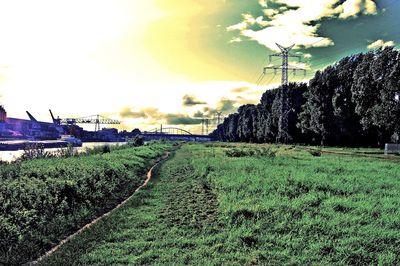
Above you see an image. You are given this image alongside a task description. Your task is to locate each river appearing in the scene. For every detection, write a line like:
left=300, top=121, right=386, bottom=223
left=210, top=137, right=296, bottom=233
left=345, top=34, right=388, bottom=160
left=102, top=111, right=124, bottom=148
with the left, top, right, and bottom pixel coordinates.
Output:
left=0, top=142, right=126, bottom=162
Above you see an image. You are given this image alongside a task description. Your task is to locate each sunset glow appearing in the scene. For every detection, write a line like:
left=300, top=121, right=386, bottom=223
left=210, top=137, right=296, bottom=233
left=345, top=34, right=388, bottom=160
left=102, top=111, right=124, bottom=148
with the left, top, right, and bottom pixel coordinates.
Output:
left=0, top=0, right=398, bottom=133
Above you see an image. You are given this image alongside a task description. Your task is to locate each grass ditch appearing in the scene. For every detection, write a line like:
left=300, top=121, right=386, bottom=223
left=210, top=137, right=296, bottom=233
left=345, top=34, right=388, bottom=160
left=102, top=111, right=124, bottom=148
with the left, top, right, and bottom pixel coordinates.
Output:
left=39, top=145, right=227, bottom=265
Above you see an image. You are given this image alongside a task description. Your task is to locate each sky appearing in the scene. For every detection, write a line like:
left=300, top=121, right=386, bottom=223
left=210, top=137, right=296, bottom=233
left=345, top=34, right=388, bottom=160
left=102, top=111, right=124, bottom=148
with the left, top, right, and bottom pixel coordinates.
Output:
left=0, top=0, right=399, bottom=134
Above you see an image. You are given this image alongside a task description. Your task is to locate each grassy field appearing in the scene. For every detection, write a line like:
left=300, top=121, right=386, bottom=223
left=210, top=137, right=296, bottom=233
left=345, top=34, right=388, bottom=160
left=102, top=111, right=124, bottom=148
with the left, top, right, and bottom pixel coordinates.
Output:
left=40, top=142, right=400, bottom=265
left=0, top=142, right=173, bottom=265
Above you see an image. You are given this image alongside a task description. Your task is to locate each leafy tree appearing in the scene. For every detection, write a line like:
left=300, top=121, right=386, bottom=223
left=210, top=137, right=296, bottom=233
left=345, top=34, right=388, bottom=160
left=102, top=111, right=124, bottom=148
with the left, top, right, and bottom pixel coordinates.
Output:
left=212, top=47, right=400, bottom=147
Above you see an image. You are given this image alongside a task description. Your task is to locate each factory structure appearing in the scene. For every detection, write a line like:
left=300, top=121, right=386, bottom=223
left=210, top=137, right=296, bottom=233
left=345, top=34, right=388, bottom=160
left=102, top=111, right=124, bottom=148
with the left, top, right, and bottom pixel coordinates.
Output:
left=0, top=106, right=60, bottom=140
left=0, top=105, right=140, bottom=143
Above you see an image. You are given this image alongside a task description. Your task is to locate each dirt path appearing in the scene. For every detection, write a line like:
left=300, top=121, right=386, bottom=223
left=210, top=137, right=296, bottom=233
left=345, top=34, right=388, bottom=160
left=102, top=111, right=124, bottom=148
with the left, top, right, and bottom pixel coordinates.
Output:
left=159, top=163, right=222, bottom=231
left=38, top=145, right=225, bottom=265
left=28, top=152, right=170, bottom=265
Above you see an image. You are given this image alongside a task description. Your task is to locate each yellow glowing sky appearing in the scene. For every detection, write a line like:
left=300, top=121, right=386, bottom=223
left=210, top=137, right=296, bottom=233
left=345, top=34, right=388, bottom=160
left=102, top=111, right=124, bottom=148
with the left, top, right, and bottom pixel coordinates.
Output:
left=0, top=0, right=394, bottom=133
left=0, top=0, right=266, bottom=133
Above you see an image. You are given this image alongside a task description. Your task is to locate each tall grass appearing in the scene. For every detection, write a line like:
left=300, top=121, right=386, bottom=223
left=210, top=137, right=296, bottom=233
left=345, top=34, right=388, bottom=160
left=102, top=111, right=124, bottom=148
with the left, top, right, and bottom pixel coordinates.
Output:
left=191, top=143, right=400, bottom=264
left=36, top=143, right=400, bottom=265
left=0, top=142, right=172, bottom=265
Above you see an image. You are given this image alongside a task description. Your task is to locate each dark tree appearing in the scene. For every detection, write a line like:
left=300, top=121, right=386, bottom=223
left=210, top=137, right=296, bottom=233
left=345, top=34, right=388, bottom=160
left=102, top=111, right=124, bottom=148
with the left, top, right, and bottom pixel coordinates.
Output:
left=212, top=47, right=400, bottom=147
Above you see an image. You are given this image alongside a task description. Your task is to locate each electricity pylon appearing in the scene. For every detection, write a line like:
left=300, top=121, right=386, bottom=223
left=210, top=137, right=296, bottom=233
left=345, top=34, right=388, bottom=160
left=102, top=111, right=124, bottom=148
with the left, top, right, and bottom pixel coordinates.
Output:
left=263, top=43, right=306, bottom=143
left=215, top=111, right=223, bottom=125
left=201, top=118, right=210, bottom=135
left=263, top=43, right=306, bottom=86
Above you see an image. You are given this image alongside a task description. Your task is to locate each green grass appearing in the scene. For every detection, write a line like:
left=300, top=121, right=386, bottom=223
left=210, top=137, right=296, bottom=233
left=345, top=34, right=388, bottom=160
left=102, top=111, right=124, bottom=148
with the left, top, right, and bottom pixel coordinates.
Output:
left=0, top=141, right=173, bottom=265
left=40, top=142, right=400, bottom=265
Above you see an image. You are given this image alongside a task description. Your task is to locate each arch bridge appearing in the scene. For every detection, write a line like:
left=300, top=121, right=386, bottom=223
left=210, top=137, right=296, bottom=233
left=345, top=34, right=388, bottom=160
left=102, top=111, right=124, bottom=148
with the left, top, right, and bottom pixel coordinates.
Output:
left=141, top=127, right=214, bottom=142
left=144, top=127, right=193, bottom=135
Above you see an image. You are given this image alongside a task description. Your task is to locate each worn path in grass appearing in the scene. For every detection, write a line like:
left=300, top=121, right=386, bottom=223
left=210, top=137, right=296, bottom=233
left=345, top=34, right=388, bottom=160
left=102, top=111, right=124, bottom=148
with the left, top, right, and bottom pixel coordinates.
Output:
left=31, top=152, right=170, bottom=265
left=39, top=145, right=226, bottom=265
left=38, top=142, right=400, bottom=265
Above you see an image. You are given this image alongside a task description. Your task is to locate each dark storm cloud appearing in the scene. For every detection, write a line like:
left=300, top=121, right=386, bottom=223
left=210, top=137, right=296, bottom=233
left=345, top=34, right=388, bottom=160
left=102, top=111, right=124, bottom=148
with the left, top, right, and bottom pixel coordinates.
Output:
left=119, top=106, right=203, bottom=125
left=218, top=98, right=237, bottom=113
left=193, top=111, right=204, bottom=118
left=201, top=97, right=238, bottom=117
left=182, top=94, right=206, bottom=106
left=165, top=114, right=202, bottom=125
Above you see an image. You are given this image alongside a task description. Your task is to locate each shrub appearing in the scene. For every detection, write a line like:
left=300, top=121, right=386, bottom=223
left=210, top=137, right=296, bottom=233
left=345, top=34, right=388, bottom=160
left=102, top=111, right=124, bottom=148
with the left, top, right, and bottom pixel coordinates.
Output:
left=257, top=147, right=277, bottom=158
left=127, top=135, right=145, bottom=147
left=308, top=149, right=322, bottom=157
left=20, top=143, right=51, bottom=160
left=225, top=147, right=276, bottom=158
left=102, top=145, right=111, bottom=153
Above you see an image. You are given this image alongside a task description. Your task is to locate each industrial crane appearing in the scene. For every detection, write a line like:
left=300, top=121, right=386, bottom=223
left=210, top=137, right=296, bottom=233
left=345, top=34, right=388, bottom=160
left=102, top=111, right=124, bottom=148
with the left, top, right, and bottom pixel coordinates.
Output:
left=49, top=110, right=120, bottom=132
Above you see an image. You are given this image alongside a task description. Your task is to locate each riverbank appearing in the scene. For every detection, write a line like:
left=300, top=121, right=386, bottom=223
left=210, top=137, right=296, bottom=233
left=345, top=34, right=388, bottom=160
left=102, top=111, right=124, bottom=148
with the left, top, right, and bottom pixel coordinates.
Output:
left=0, top=142, right=127, bottom=162
left=0, top=141, right=174, bottom=265
left=0, top=140, right=78, bottom=151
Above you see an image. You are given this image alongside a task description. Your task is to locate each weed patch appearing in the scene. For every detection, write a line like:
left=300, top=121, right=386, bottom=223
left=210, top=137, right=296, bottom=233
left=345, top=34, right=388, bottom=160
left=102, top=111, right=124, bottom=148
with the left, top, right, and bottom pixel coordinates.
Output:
left=225, top=147, right=276, bottom=158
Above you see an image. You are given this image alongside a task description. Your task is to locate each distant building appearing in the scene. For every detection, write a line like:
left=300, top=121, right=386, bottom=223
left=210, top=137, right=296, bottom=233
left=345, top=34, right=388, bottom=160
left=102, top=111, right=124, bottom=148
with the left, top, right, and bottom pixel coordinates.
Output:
left=0, top=105, right=6, bottom=122
left=0, top=106, right=142, bottom=142
left=0, top=106, right=60, bottom=140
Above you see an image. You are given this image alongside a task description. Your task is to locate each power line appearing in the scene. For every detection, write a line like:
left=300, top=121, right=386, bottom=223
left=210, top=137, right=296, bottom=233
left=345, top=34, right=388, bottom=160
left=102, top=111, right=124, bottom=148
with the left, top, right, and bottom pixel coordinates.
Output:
left=260, top=72, right=277, bottom=86
left=261, top=43, right=306, bottom=144
left=256, top=72, right=265, bottom=85
left=264, top=43, right=306, bottom=86
left=251, top=57, right=278, bottom=81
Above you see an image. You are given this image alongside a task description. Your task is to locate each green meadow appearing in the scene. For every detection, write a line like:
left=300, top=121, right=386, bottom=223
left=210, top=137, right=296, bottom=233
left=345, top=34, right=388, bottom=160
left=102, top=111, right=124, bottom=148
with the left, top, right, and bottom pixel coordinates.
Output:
left=39, top=143, right=400, bottom=265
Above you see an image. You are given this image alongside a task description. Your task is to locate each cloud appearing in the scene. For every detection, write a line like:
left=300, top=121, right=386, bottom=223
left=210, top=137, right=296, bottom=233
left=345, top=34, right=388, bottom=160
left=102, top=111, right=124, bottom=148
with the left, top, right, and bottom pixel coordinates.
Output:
left=258, top=0, right=268, bottom=8
left=141, top=107, right=165, bottom=120
left=367, top=39, right=394, bottom=49
left=219, top=98, right=236, bottom=113
left=339, top=0, right=377, bottom=19
left=236, top=95, right=259, bottom=105
left=227, top=21, right=248, bottom=31
left=119, top=107, right=164, bottom=120
left=165, top=114, right=201, bottom=125
left=193, top=111, right=204, bottom=118
left=228, top=0, right=378, bottom=51
left=182, top=94, right=206, bottom=106
left=231, top=87, right=251, bottom=93
left=119, top=107, right=146, bottom=119
left=120, top=106, right=203, bottom=125
left=202, top=97, right=238, bottom=117
left=263, top=8, right=279, bottom=17
left=227, top=13, right=268, bottom=31
left=229, top=37, right=242, bottom=43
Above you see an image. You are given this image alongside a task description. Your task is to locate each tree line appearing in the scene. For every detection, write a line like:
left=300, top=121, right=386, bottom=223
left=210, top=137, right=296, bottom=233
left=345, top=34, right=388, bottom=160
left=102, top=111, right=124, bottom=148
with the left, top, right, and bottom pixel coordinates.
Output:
left=212, top=47, right=400, bottom=147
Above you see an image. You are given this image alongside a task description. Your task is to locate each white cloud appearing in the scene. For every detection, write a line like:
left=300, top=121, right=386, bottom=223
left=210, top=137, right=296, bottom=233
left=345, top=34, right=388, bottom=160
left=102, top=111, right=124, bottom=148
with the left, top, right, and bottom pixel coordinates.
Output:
left=367, top=39, right=395, bottom=49
left=228, top=0, right=378, bottom=51
left=290, top=62, right=311, bottom=70
left=227, top=13, right=268, bottom=31
left=227, top=21, right=248, bottom=31
left=263, top=8, right=278, bottom=17
left=339, top=0, right=377, bottom=19
left=229, top=37, right=242, bottom=43
left=258, top=0, right=268, bottom=8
